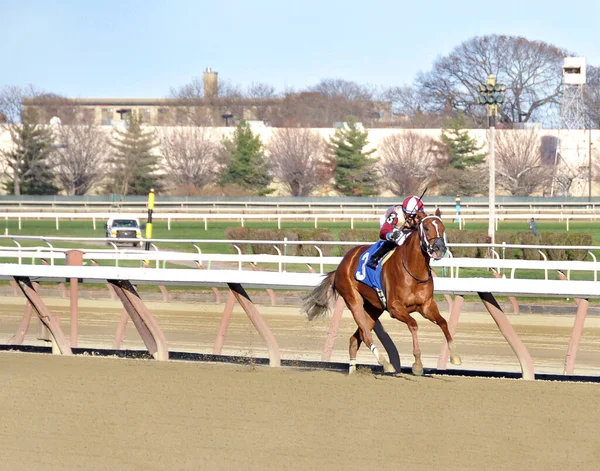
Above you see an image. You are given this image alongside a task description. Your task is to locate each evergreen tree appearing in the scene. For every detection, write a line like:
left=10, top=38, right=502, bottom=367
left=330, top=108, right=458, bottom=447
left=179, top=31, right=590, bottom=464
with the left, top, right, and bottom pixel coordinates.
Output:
left=106, top=112, right=160, bottom=195
left=438, top=112, right=488, bottom=196
left=328, top=116, right=378, bottom=196
left=440, top=112, right=486, bottom=169
left=1, top=113, right=58, bottom=195
left=219, top=121, right=272, bottom=194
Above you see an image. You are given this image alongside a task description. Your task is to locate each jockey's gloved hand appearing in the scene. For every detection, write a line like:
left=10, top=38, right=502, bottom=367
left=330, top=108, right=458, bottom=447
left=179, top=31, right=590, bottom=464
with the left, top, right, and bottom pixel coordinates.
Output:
left=387, top=228, right=401, bottom=242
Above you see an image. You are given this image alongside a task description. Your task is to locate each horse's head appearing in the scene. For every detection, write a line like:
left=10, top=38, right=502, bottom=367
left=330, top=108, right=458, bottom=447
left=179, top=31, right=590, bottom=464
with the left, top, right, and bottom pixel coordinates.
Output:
left=418, top=215, right=447, bottom=260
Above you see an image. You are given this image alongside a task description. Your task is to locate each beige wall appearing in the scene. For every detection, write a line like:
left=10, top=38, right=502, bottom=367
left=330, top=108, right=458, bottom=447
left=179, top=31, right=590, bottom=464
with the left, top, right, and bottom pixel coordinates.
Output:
left=2, top=124, right=598, bottom=160
left=0, top=125, right=598, bottom=196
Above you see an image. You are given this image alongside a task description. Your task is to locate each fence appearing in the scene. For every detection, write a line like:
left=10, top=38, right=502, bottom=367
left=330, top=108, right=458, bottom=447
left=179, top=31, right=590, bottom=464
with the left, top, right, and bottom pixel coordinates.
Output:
left=1, top=211, right=599, bottom=233
left=1, top=244, right=600, bottom=380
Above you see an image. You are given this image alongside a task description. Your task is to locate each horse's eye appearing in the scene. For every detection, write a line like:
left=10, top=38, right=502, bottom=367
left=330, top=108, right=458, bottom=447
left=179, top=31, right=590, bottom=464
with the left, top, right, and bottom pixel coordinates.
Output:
left=424, top=227, right=429, bottom=232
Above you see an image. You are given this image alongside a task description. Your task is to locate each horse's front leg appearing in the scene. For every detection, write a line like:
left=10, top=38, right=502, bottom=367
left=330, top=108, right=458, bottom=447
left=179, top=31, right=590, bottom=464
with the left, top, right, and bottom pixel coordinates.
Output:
left=389, top=301, right=424, bottom=376
left=420, top=298, right=461, bottom=366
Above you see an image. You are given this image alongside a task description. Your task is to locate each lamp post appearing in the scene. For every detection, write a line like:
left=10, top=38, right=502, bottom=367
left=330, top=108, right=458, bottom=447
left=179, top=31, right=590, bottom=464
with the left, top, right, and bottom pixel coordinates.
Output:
left=478, top=75, right=506, bottom=244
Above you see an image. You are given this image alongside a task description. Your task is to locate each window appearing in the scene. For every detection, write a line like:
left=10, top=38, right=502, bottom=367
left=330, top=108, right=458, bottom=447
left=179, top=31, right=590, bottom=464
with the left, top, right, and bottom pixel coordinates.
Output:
left=101, top=108, right=114, bottom=125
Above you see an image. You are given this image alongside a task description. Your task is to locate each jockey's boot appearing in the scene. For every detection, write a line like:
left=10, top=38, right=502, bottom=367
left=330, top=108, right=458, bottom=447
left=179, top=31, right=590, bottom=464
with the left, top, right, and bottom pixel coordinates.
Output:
left=366, top=241, right=396, bottom=269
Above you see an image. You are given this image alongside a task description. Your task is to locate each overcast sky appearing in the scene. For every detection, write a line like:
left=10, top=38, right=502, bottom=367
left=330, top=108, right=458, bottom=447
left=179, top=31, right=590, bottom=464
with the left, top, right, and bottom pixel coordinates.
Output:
left=1, top=0, right=599, bottom=98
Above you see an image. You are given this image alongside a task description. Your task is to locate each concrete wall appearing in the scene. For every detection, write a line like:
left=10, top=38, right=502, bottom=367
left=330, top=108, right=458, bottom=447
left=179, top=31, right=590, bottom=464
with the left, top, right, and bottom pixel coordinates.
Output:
left=0, top=124, right=598, bottom=196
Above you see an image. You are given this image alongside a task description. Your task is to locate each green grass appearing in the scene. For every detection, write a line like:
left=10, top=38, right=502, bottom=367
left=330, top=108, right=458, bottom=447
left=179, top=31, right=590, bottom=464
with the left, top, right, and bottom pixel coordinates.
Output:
left=2, top=217, right=600, bottom=273
left=5, top=217, right=600, bottom=244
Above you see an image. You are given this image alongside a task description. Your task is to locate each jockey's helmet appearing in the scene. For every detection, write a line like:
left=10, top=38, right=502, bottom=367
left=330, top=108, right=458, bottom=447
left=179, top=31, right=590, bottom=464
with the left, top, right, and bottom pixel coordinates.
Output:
left=402, top=195, right=425, bottom=216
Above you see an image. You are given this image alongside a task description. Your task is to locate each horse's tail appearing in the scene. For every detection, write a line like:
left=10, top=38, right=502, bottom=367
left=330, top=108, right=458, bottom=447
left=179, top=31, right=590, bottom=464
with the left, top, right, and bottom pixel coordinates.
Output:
left=301, top=270, right=337, bottom=321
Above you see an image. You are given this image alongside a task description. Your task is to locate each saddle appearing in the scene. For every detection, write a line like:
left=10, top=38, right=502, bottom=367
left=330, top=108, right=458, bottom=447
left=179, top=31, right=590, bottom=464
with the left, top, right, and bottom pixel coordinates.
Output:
left=353, top=241, right=397, bottom=309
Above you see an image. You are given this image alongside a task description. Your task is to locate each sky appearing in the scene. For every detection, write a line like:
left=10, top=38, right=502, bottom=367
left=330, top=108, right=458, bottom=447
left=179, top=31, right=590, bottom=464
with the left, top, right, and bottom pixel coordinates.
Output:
left=1, top=0, right=599, bottom=98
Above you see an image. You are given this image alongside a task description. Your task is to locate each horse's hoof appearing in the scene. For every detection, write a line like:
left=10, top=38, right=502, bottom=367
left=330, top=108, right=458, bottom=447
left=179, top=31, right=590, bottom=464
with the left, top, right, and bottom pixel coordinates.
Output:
left=450, top=354, right=462, bottom=365
left=383, top=362, right=396, bottom=373
left=412, top=363, right=424, bottom=376
left=349, top=365, right=357, bottom=375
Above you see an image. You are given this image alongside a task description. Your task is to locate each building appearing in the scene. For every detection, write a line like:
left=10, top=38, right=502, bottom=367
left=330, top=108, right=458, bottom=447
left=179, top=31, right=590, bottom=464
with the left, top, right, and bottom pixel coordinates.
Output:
left=23, top=68, right=393, bottom=127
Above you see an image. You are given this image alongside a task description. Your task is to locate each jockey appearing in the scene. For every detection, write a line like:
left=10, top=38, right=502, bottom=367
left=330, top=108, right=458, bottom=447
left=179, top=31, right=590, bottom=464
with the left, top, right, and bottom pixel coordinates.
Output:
left=366, top=195, right=425, bottom=269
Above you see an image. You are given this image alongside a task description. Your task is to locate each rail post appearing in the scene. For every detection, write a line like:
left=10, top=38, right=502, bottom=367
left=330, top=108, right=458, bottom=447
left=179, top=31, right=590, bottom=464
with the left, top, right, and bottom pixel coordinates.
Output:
left=65, top=249, right=85, bottom=348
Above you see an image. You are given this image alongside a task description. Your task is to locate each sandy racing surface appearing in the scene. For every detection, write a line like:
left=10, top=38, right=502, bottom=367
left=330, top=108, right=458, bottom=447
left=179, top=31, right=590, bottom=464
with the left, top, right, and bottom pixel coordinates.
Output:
left=1, top=290, right=600, bottom=470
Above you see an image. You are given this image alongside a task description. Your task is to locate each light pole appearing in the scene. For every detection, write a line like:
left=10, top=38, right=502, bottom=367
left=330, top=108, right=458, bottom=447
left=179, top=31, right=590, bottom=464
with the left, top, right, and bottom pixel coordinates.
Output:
left=478, top=75, right=506, bottom=244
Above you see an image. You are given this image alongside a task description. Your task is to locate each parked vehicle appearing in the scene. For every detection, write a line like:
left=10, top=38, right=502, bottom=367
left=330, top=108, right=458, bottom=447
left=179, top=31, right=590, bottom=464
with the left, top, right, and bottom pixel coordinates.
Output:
left=105, top=216, right=142, bottom=247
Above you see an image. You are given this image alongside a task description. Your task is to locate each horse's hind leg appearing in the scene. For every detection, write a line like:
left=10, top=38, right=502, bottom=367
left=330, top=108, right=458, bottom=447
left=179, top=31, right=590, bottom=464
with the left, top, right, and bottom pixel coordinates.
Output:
left=346, top=299, right=392, bottom=374
left=364, top=303, right=395, bottom=373
left=348, top=329, right=362, bottom=374
left=420, top=299, right=461, bottom=366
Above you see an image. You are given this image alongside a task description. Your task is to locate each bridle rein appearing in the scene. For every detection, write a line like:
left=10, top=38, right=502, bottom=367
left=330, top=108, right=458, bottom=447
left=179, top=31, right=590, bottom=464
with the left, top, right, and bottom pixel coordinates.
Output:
left=400, top=215, right=445, bottom=284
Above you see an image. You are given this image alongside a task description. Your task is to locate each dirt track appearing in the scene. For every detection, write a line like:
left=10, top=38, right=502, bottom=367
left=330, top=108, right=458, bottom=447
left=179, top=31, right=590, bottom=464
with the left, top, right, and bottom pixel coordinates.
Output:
left=1, top=292, right=600, bottom=470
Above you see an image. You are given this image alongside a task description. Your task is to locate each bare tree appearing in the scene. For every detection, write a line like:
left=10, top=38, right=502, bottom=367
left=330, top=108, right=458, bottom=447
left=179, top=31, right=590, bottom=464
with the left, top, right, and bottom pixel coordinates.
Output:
left=161, top=127, right=218, bottom=192
left=417, top=35, right=567, bottom=126
left=436, top=166, right=489, bottom=196
left=169, top=77, right=204, bottom=100
left=51, top=123, right=108, bottom=195
left=379, top=131, right=439, bottom=195
left=312, top=78, right=382, bottom=124
left=268, top=128, right=327, bottom=196
left=246, top=82, right=279, bottom=99
left=379, top=85, right=448, bottom=128
left=0, top=85, right=44, bottom=124
left=169, top=76, right=248, bottom=125
left=552, top=161, right=588, bottom=196
left=309, top=78, right=375, bottom=101
left=379, top=85, right=420, bottom=117
left=495, top=130, right=553, bottom=196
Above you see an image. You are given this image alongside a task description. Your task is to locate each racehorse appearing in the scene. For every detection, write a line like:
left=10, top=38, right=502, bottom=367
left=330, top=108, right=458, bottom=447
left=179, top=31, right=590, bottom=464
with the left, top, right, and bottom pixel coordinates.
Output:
left=301, top=214, right=461, bottom=375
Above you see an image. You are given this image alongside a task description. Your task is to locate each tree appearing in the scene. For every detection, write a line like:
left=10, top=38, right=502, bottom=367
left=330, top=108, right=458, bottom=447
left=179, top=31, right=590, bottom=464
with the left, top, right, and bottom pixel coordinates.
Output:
left=169, top=76, right=267, bottom=126
left=219, top=121, right=272, bottom=194
left=268, top=128, right=327, bottom=196
left=417, top=35, right=567, bottom=126
left=51, top=123, right=108, bottom=195
left=379, top=131, right=439, bottom=195
left=379, top=85, right=422, bottom=118
left=1, top=111, right=58, bottom=195
left=161, top=127, right=218, bottom=193
left=327, top=117, right=378, bottom=196
left=552, top=160, right=588, bottom=197
left=106, top=112, right=160, bottom=195
left=309, top=79, right=381, bottom=126
left=437, top=113, right=487, bottom=196
left=246, top=82, right=279, bottom=99
left=494, top=130, right=553, bottom=196
left=0, top=85, right=41, bottom=124
left=440, top=113, right=486, bottom=169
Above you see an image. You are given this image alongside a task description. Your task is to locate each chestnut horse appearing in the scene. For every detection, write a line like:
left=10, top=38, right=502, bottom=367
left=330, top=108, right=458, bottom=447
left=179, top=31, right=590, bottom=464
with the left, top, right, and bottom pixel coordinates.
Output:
left=302, top=214, right=461, bottom=375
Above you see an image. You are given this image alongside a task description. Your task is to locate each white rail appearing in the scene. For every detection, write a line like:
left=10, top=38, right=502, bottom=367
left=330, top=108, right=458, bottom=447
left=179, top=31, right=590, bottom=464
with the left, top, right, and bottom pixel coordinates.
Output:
left=1, top=263, right=600, bottom=299
left=0, top=211, right=599, bottom=232
left=1, top=244, right=600, bottom=280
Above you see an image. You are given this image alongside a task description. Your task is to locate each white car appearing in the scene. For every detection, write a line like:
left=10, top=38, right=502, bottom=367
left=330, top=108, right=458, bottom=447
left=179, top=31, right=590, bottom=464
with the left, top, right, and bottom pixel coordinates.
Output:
left=105, top=217, right=142, bottom=247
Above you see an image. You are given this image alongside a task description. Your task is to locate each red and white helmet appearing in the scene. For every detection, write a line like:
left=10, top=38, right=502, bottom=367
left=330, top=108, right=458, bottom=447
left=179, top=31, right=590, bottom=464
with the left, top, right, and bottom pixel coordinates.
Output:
left=402, top=195, right=425, bottom=216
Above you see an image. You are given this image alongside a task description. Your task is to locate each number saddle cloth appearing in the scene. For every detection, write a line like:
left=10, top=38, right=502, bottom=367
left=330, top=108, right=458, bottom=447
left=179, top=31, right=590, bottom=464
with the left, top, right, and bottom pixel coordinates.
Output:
left=353, top=240, right=400, bottom=311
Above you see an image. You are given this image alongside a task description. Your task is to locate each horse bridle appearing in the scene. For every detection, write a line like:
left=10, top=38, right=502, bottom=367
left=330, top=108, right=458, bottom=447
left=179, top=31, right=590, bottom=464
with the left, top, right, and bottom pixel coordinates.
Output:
left=418, top=215, right=446, bottom=259
left=401, top=215, right=445, bottom=283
